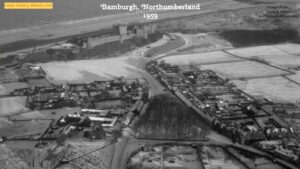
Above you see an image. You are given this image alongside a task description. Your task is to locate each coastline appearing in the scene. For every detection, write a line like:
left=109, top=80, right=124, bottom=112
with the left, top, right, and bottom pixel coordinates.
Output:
left=0, top=0, right=251, bottom=57
left=0, top=10, right=201, bottom=55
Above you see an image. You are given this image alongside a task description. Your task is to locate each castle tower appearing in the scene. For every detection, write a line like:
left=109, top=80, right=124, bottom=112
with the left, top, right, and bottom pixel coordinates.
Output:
left=118, top=24, right=127, bottom=44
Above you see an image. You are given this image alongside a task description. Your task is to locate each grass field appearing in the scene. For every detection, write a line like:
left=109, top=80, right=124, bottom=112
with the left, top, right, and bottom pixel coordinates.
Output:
left=40, top=55, right=144, bottom=84
left=200, top=60, right=289, bottom=80
left=0, top=69, right=18, bottom=83
left=0, top=96, right=28, bottom=116
left=178, top=33, right=233, bottom=54
left=220, top=29, right=300, bottom=47
left=231, top=77, right=300, bottom=102
left=39, top=36, right=171, bottom=84
left=288, top=71, right=300, bottom=84
left=58, top=141, right=114, bottom=169
left=10, top=107, right=81, bottom=120
left=27, top=79, right=52, bottom=87
left=0, top=82, right=28, bottom=95
left=226, top=45, right=288, bottom=58
left=160, top=51, right=243, bottom=66
left=94, top=100, right=123, bottom=109
left=225, top=43, right=300, bottom=67
left=274, top=43, right=300, bottom=55
left=144, top=34, right=186, bottom=58
left=0, top=119, right=51, bottom=139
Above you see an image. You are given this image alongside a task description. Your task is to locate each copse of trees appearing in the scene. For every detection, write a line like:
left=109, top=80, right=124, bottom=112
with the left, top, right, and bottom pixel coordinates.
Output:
left=136, top=94, right=209, bottom=140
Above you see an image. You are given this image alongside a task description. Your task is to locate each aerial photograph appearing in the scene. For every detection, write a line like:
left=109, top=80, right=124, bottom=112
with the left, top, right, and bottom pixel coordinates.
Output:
left=0, top=0, right=300, bottom=168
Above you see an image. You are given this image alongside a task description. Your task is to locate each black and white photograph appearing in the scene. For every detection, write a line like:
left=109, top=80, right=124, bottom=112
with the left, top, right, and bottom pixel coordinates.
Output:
left=0, top=0, right=300, bottom=168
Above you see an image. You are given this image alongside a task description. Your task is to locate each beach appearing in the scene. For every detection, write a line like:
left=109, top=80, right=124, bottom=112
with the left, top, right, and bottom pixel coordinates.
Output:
left=0, top=0, right=251, bottom=56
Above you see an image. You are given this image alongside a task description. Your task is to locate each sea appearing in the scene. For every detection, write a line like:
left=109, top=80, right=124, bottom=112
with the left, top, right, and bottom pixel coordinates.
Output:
left=0, top=0, right=199, bottom=31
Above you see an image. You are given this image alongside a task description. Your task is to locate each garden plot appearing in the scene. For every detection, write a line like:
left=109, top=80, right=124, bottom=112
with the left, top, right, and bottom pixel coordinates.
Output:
left=200, top=61, right=289, bottom=80
left=232, top=77, right=300, bottom=103
left=160, top=51, right=243, bottom=65
left=0, top=82, right=28, bottom=95
left=0, top=96, right=28, bottom=116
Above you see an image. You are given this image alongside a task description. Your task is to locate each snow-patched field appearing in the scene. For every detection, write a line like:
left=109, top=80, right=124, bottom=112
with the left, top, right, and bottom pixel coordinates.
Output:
left=199, top=61, right=289, bottom=79
left=160, top=51, right=243, bottom=65
left=226, top=45, right=288, bottom=57
left=273, top=43, right=300, bottom=55
left=225, top=43, right=300, bottom=67
left=288, top=71, right=300, bottom=84
left=40, top=56, right=144, bottom=83
left=39, top=36, right=170, bottom=84
left=0, top=96, right=28, bottom=116
left=231, top=77, right=300, bottom=103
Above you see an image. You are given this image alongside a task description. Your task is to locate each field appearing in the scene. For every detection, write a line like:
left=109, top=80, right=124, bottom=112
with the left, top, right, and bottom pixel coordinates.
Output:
left=178, top=33, right=233, bottom=54
left=0, top=69, right=18, bottom=83
left=0, top=82, right=28, bottom=95
left=200, top=61, right=289, bottom=80
left=94, top=100, right=123, bottom=109
left=226, top=147, right=286, bottom=169
left=231, top=77, right=300, bottom=102
left=274, top=43, right=300, bottom=55
left=0, top=119, right=51, bottom=139
left=0, top=96, right=28, bottom=116
left=10, top=107, right=81, bottom=120
left=219, top=29, right=300, bottom=47
left=27, top=79, right=52, bottom=87
left=40, top=55, right=144, bottom=84
left=144, top=34, right=186, bottom=58
left=226, top=43, right=300, bottom=67
left=160, top=51, right=243, bottom=66
left=226, top=45, right=288, bottom=58
left=288, top=71, right=300, bottom=84
left=58, top=141, right=114, bottom=169
left=39, top=36, right=171, bottom=84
